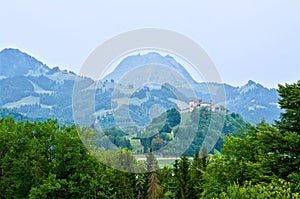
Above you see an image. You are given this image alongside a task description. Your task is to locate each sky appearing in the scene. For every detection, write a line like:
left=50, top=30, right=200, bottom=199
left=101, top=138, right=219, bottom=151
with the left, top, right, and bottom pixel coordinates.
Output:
left=0, top=0, right=299, bottom=88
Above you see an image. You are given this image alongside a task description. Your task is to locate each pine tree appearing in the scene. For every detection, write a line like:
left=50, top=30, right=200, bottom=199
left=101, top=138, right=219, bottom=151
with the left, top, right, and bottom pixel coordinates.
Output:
left=177, top=153, right=191, bottom=199
left=146, top=148, right=160, bottom=199
left=190, top=148, right=207, bottom=198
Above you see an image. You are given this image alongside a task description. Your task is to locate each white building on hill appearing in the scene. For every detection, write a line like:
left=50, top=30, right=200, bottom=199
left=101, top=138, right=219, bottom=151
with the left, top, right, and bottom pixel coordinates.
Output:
left=179, top=99, right=215, bottom=113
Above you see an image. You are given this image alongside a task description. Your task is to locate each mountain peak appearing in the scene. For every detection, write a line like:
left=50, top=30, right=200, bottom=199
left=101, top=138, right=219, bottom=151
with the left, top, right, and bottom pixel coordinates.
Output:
left=123, top=52, right=167, bottom=64
left=239, top=80, right=270, bottom=94
left=1, top=48, right=22, bottom=54
left=0, top=48, right=36, bottom=59
left=0, top=48, right=49, bottom=77
left=247, top=80, right=256, bottom=85
left=239, top=80, right=258, bottom=94
left=104, top=52, right=197, bottom=86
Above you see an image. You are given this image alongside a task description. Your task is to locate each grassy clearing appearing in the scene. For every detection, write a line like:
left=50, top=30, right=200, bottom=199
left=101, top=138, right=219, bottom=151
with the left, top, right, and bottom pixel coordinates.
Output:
left=135, top=156, right=193, bottom=168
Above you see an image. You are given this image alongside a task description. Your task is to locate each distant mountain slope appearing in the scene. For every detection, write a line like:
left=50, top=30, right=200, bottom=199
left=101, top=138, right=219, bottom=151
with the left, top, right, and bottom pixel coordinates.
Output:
left=0, top=48, right=281, bottom=125
left=226, top=80, right=280, bottom=124
left=0, top=108, right=28, bottom=121
left=0, top=48, right=78, bottom=125
left=0, top=48, right=49, bottom=78
left=190, top=81, right=280, bottom=124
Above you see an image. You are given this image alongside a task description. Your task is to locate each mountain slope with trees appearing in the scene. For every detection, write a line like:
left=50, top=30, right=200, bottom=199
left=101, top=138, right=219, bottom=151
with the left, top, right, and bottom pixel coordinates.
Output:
left=138, top=108, right=247, bottom=156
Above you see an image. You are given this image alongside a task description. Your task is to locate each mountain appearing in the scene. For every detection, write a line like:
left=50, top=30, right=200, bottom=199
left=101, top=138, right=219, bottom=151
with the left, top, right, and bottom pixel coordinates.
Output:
left=190, top=80, right=280, bottom=124
left=226, top=80, right=280, bottom=124
left=0, top=48, right=78, bottom=125
left=102, top=52, right=281, bottom=125
left=0, top=48, right=49, bottom=78
left=0, top=48, right=281, bottom=125
left=104, top=52, right=197, bottom=86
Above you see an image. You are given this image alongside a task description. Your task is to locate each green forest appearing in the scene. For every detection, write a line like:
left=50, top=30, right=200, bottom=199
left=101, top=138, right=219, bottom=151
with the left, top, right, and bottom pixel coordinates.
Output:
left=0, top=80, right=299, bottom=198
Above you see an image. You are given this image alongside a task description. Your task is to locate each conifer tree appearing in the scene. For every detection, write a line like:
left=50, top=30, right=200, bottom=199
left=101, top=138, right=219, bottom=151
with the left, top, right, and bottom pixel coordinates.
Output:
left=177, top=153, right=191, bottom=199
left=146, top=148, right=160, bottom=199
left=190, top=148, right=207, bottom=198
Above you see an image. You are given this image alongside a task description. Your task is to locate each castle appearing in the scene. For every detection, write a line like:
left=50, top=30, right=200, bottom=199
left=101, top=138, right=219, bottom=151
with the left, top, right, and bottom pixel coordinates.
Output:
left=179, top=99, right=215, bottom=113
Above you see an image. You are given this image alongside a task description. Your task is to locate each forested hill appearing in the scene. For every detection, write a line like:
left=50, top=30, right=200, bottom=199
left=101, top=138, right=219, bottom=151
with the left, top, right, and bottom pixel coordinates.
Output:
left=84, top=107, right=248, bottom=157
left=0, top=108, right=28, bottom=121
left=134, top=108, right=247, bottom=156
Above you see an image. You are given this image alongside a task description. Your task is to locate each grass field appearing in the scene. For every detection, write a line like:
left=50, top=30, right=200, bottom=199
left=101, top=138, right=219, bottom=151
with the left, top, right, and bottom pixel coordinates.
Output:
left=135, top=156, right=193, bottom=168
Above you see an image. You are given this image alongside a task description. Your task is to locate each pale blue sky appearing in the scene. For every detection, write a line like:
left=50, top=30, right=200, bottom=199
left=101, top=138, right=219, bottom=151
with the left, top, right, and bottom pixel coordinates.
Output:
left=0, top=0, right=299, bottom=88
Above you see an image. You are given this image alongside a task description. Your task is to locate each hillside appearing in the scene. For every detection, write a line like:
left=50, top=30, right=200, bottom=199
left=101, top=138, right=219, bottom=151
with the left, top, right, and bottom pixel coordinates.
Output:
left=132, top=107, right=247, bottom=157
left=0, top=108, right=28, bottom=122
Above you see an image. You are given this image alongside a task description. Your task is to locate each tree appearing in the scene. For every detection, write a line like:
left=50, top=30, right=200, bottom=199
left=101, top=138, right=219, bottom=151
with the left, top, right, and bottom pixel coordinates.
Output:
left=146, top=148, right=160, bottom=199
left=176, top=153, right=191, bottom=199
left=135, top=173, right=146, bottom=199
left=202, top=120, right=300, bottom=197
left=0, top=118, right=118, bottom=198
left=152, top=136, right=165, bottom=151
left=0, top=119, right=59, bottom=198
left=189, top=148, right=208, bottom=198
left=276, top=80, right=300, bottom=134
left=111, top=149, right=137, bottom=198
left=166, top=108, right=181, bottom=127
left=218, top=180, right=299, bottom=199
left=157, top=166, right=177, bottom=199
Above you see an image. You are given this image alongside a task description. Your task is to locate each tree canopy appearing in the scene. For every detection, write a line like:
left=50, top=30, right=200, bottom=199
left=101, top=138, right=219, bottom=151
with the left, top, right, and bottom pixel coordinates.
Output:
left=276, top=80, right=300, bottom=134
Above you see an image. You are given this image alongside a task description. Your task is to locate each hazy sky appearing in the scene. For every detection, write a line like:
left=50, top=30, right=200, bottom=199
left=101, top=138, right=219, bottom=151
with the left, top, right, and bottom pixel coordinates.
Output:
left=0, top=0, right=299, bottom=88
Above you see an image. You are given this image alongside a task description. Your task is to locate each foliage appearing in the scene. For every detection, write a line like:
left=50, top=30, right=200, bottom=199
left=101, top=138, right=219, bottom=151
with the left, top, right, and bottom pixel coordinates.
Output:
left=218, top=180, right=300, bottom=199
left=202, top=121, right=300, bottom=197
left=276, top=80, right=300, bottom=134
left=0, top=118, right=116, bottom=198
left=166, top=108, right=181, bottom=127
left=102, top=127, right=132, bottom=150
left=140, top=107, right=247, bottom=156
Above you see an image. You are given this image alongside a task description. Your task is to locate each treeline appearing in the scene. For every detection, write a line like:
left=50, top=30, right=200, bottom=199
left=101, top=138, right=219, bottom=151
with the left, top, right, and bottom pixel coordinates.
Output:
left=0, top=80, right=299, bottom=198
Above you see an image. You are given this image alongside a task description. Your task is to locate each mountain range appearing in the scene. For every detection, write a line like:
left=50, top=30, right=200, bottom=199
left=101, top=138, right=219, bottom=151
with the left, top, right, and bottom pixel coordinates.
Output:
left=0, top=48, right=281, bottom=125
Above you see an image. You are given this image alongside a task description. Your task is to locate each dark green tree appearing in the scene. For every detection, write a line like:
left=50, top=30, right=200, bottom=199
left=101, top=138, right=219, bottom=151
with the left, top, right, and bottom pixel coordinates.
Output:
left=166, top=108, right=181, bottom=127
left=176, top=153, right=191, bottom=199
left=202, top=120, right=300, bottom=197
left=157, top=166, right=177, bottom=198
left=276, top=80, right=300, bottom=134
left=189, top=147, right=208, bottom=198
left=135, top=173, right=147, bottom=199
left=146, top=148, right=160, bottom=199
left=0, top=118, right=118, bottom=198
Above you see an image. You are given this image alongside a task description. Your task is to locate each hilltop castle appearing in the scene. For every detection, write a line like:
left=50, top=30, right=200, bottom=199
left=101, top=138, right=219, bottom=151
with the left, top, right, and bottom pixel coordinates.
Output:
left=179, top=99, right=215, bottom=113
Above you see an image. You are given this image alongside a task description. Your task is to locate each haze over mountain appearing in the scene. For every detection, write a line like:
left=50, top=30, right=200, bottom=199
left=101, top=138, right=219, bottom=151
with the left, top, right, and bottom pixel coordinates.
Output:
left=0, top=48, right=281, bottom=125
